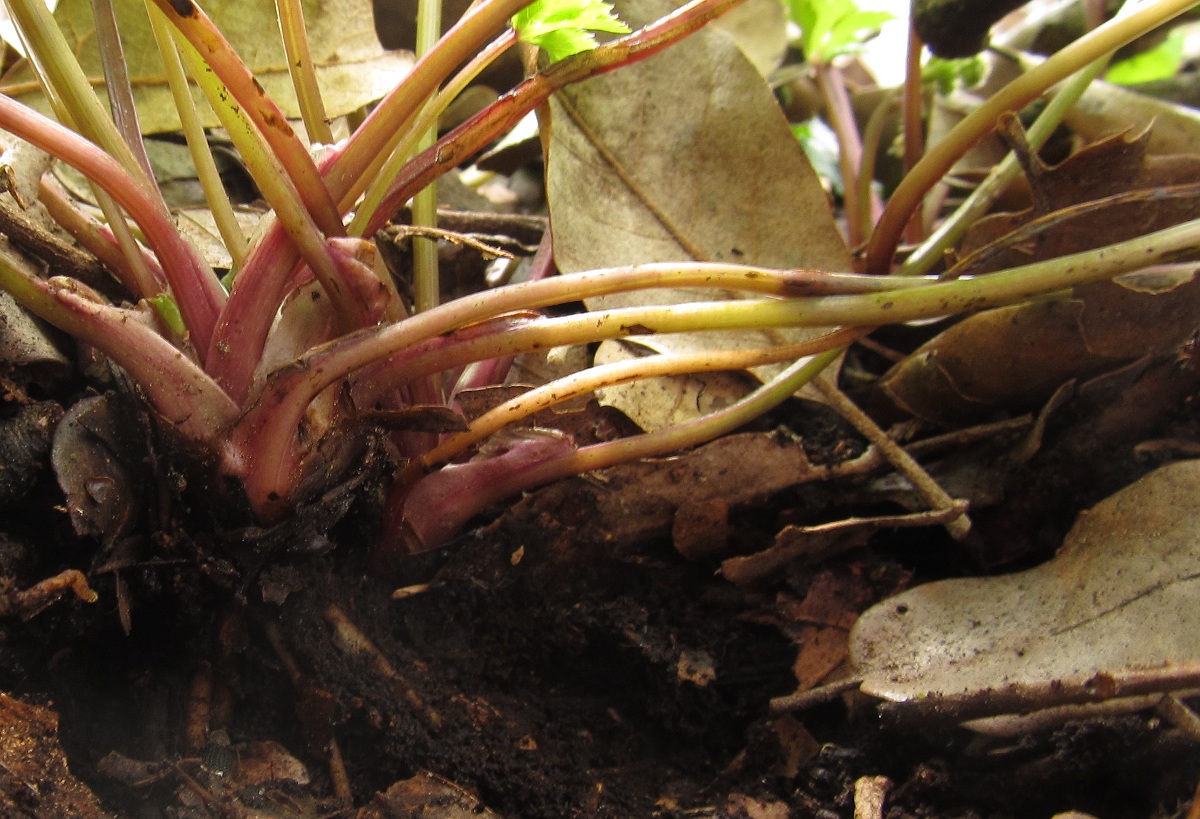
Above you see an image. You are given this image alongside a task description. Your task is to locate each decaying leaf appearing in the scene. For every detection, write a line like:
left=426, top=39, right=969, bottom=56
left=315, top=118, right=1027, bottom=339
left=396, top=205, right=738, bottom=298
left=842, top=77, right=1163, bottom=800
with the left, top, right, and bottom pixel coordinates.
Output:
left=493, top=430, right=852, bottom=550
left=360, top=770, right=504, bottom=819
left=0, top=692, right=111, bottom=817
left=3, top=0, right=413, bottom=134
left=1069, top=78, right=1200, bottom=156
left=546, top=0, right=850, bottom=428
left=876, top=130, right=1200, bottom=426
left=849, top=459, right=1200, bottom=705
left=50, top=394, right=139, bottom=545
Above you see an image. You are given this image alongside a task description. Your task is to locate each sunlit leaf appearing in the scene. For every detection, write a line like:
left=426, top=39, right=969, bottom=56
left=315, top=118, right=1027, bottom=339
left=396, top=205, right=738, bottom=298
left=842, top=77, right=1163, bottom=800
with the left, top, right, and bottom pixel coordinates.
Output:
left=1106, top=28, right=1185, bottom=86
left=512, top=0, right=630, bottom=62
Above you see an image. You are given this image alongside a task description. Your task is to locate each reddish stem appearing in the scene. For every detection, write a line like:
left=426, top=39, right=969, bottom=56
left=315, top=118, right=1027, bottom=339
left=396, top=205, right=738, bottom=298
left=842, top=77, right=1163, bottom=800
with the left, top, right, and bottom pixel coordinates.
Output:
left=0, top=94, right=225, bottom=353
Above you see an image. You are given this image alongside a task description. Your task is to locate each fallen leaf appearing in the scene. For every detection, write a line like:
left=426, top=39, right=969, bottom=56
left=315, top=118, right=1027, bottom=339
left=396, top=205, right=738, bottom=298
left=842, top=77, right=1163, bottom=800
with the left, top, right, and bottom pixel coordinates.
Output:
left=0, top=692, right=111, bottom=817
left=1068, top=78, right=1200, bottom=156
left=876, top=130, right=1200, bottom=426
left=849, top=459, right=1200, bottom=703
left=361, top=770, right=504, bottom=819
left=50, top=394, right=139, bottom=545
left=545, top=0, right=850, bottom=428
left=3, top=0, right=413, bottom=134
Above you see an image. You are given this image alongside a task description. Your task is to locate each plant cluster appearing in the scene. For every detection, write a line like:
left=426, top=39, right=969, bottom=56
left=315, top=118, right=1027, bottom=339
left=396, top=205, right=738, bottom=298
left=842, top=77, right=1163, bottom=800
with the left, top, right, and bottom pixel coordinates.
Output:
left=0, top=0, right=1196, bottom=574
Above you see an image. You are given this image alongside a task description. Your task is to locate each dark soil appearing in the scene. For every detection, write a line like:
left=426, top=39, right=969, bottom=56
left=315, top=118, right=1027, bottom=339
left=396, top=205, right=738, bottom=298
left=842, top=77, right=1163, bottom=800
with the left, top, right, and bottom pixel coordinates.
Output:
left=1, top=372, right=1199, bottom=819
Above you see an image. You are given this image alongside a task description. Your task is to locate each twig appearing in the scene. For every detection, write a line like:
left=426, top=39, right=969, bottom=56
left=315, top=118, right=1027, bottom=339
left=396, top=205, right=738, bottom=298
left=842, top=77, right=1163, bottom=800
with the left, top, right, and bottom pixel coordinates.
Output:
left=875, top=662, right=1200, bottom=730
left=815, top=379, right=972, bottom=539
left=770, top=677, right=863, bottom=714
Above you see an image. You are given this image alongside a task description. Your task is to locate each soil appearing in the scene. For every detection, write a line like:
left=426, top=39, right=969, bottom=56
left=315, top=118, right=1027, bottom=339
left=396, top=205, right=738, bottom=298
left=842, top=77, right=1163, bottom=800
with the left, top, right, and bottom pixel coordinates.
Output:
left=2, top=366, right=1200, bottom=819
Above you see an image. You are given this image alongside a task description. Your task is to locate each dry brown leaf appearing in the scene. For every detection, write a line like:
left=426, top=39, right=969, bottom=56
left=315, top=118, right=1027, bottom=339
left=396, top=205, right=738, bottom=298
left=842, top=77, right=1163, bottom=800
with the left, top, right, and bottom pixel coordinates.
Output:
left=876, top=131, right=1200, bottom=426
left=545, top=0, right=850, bottom=428
left=1068, top=79, right=1200, bottom=156
left=0, top=692, right=111, bottom=817
left=494, top=431, right=841, bottom=549
left=3, top=0, right=413, bottom=134
left=850, top=459, right=1200, bottom=704
left=362, top=770, right=504, bottom=819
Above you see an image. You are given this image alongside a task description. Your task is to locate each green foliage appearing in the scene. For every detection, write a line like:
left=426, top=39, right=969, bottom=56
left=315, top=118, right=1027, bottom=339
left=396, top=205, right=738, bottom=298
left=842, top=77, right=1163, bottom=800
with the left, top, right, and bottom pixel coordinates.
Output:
left=792, top=118, right=843, bottom=195
left=512, top=0, right=630, bottom=62
left=923, top=55, right=986, bottom=95
left=147, top=293, right=186, bottom=338
left=1106, top=28, right=1185, bottom=85
left=786, top=0, right=893, bottom=65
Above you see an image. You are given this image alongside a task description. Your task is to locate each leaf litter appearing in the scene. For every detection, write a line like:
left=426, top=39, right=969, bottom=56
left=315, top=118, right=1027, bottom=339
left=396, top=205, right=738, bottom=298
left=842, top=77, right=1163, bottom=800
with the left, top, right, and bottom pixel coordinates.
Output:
left=2, top=0, right=1200, bottom=816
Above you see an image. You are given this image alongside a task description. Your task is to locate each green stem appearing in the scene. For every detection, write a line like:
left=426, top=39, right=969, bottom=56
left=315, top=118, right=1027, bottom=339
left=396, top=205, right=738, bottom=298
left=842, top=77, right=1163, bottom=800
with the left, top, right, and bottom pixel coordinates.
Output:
left=324, top=0, right=537, bottom=206
left=90, top=0, right=156, bottom=185
left=275, top=0, right=334, bottom=145
left=412, top=0, right=444, bottom=314
left=898, top=8, right=1130, bottom=278
left=146, top=2, right=247, bottom=269
left=815, top=62, right=866, bottom=250
left=348, top=28, right=517, bottom=235
left=866, top=0, right=1200, bottom=274
left=172, top=29, right=369, bottom=330
left=146, top=0, right=342, bottom=238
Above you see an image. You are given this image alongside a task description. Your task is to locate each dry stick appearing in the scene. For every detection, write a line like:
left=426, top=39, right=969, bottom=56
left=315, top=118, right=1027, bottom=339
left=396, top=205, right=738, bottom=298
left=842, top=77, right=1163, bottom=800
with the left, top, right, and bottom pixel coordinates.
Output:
left=770, top=677, right=863, bottom=713
left=814, top=379, right=972, bottom=540
left=1158, top=693, right=1200, bottom=743
left=878, top=664, right=1200, bottom=730
left=323, top=603, right=442, bottom=729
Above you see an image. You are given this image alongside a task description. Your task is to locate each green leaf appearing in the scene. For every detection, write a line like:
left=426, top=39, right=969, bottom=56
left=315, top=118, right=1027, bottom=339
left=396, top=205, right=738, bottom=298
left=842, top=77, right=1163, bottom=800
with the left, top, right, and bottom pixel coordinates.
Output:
left=1106, top=28, right=1185, bottom=86
left=512, top=0, right=630, bottom=63
left=923, top=55, right=986, bottom=95
left=786, top=0, right=893, bottom=64
left=147, top=293, right=186, bottom=339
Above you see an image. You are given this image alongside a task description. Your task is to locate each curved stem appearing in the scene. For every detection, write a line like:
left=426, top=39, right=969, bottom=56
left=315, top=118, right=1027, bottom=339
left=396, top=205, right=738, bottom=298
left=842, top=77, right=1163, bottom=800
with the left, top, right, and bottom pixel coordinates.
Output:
left=0, top=94, right=225, bottom=351
left=276, top=0, right=333, bottom=145
left=866, top=0, right=1200, bottom=274
left=146, top=0, right=342, bottom=237
left=394, top=348, right=842, bottom=550
left=236, top=211, right=1200, bottom=516
left=147, top=2, right=247, bottom=268
left=5, top=0, right=151, bottom=188
left=400, top=328, right=861, bottom=485
left=0, top=247, right=236, bottom=440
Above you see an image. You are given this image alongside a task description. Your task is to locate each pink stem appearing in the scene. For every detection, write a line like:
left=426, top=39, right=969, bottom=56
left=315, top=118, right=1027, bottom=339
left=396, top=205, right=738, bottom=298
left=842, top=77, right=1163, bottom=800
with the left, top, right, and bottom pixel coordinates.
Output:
left=0, top=94, right=225, bottom=353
